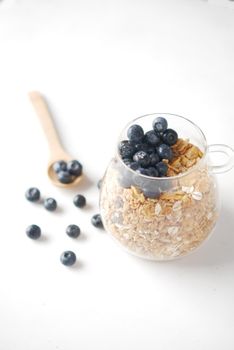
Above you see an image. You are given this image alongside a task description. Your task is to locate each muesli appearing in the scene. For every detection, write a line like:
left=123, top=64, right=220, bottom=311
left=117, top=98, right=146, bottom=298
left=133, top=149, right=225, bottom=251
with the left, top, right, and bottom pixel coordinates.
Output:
left=100, top=137, right=218, bottom=260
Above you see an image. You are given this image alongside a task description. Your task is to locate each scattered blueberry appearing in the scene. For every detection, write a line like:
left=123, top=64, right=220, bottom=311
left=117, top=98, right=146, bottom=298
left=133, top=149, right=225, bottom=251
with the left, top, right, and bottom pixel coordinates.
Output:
left=152, top=117, right=168, bottom=133
left=44, top=198, right=57, bottom=211
left=157, top=144, right=173, bottom=161
left=53, top=160, right=67, bottom=174
left=57, top=170, right=74, bottom=184
left=25, top=187, right=40, bottom=202
left=149, top=152, right=160, bottom=166
left=119, top=140, right=135, bottom=159
left=60, top=251, right=76, bottom=266
left=73, top=194, right=86, bottom=208
left=67, top=160, right=83, bottom=176
left=66, top=224, right=81, bottom=238
left=144, top=130, right=161, bottom=146
left=133, top=151, right=151, bottom=168
left=162, top=129, right=178, bottom=146
left=26, top=224, right=41, bottom=239
left=156, top=161, right=168, bottom=177
left=91, top=214, right=103, bottom=228
left=127, top=124, right=144, bottom=143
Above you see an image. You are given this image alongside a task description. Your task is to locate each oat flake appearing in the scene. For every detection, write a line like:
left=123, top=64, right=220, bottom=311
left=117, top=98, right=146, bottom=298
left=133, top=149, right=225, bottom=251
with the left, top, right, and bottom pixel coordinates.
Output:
left=155, top=203, right=162, bottom=215
left=192, top=191, right=203, bottom=201
left=168, top=226, right=179, bottom=235
left=207, top=212, right=213, bottom=220
left=173, top=201, right=182, bottom=211
left=182, top=186, right=194, bottom=194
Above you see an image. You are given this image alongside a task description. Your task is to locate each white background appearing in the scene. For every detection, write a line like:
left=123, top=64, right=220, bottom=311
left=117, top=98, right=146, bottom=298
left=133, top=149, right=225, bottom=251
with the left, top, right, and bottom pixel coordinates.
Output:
left=0, top=0, right=234, bottom=349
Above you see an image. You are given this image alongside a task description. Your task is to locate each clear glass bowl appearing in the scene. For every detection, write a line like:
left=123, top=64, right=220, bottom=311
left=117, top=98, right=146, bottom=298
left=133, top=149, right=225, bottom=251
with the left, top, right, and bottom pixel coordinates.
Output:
left=100, top=114, right=234, bottom=260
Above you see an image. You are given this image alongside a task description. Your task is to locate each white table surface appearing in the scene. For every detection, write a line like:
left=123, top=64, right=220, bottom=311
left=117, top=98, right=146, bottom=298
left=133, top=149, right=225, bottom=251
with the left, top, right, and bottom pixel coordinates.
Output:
left=0, top=1, right=234, bottom=349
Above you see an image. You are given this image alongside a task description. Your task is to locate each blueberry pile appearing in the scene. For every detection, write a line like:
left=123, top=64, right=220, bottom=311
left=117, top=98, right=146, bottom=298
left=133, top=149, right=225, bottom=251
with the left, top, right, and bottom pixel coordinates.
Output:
left=53, top=159, right=83, bottom=184
left=119, top=117, right=178, bottom=178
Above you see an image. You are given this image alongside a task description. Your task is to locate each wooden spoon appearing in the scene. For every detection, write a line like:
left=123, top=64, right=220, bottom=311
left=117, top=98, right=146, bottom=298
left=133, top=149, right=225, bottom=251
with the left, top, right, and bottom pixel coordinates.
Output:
left=28, top=91, right=82, bottom=188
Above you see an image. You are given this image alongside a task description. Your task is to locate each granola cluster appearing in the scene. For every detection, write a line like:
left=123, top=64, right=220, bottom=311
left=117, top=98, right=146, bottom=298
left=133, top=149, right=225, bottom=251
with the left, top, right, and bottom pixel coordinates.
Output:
left=167, top=139, right=203, bottom=176
left=100, top=139, right=219, bottom=260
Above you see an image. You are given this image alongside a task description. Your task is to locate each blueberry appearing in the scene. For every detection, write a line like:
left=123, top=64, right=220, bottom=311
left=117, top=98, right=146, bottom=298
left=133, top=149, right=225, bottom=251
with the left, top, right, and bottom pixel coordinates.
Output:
left=97, top=179, right=103, bottom=189
left=156, top=161, right=168, bottom=177
left=135, top=167, right=149, bottom=176
left=25, top=187, right=40, bottom=202
left=147, top=167, right=159, bottom=177
left=127, top=124, right=144, bottom=143
left=73, top=194, right=86, bottom=208
left=44, top=198, right=57, bottom=211
left=60, top=251, right=76, bottom=266
left=66, top=224, right=81, bottom=238
left=26, top=224, right=41, bottom=239
left=133, top=151, right=151, bottom=168
left=157, top=144, right=173, bottom=161
left=119, top=140, right=135, bottom=159
left=57, top=170, right=74, bottom=184
left=135, top=143, right=155, bottom=155
left=143, top=187, right=161, bottom=199
left=146, top=146, right=156, bottom=154
left=118, top=174, right=132, bottom=188
left=67, top=160, right=83, bottom=176
left=91, top=214, right=104, bottom=228
left=53, top=160, right=67, bottom=174
left=162, top=129, right=178, bottom=146
left=133, top=142, right=150, bottom=153
left=149, top=152, right=160, bottom=166
left=152, top=117, right=168, bottom=133
left=129, top=162, right=139, bottom=171
left=122, top=158, right=132, bottom=166
left=144, top=130, right=161, bottom=146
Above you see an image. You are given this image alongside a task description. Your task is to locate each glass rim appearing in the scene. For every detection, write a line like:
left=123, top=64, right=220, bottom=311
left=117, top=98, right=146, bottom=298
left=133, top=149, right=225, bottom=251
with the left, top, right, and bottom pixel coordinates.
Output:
left=116, top=113, right=208, bottom=181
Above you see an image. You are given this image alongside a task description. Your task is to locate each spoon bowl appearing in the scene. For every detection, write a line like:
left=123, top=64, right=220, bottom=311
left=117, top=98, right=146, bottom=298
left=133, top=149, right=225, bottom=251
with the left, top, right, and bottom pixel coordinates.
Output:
left=29, top=91, right=83, bottom=188
left=47, top=157, right=83, bottom=188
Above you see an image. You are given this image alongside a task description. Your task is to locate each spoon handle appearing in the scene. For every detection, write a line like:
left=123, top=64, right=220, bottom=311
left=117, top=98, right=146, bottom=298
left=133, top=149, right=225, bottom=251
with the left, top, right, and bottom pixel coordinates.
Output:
left=28, top=91, right=64, bottom=158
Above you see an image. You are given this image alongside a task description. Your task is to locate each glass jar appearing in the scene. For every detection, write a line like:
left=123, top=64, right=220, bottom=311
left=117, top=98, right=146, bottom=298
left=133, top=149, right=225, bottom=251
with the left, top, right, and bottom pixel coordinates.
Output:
left=100, top=114, right=234, bottom=260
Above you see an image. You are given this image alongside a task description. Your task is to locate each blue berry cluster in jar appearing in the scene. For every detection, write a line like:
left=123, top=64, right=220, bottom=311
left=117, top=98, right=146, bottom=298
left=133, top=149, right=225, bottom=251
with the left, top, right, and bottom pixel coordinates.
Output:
left=53, top=159, right=82, bottom=184
left=119, top=117, right=178, bottom=178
